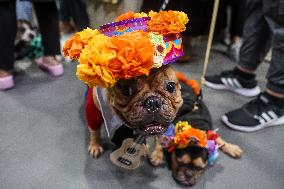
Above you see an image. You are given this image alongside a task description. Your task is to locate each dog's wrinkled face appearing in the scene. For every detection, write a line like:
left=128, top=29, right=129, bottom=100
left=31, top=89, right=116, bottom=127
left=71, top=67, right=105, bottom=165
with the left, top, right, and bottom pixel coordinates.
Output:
left=108, top=66, right=183, bottom=135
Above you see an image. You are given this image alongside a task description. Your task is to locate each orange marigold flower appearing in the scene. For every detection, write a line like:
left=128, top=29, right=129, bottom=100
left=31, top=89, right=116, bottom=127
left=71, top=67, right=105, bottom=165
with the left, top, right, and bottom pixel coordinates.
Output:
left=147, top=10, right=188, bottom=35
left=77, top=34, right=116, bottom=88
left=63, top=28, right=100, bottom=60
left=76, top=31, right=154, bottom=88
left=174, top=121, right=207, bottom=149
left=105, top=31, right=154, bottom=80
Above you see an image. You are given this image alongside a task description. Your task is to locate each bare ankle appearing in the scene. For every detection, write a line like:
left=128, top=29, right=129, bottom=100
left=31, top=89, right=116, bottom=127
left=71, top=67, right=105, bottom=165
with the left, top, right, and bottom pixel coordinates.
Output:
left=265, top=89, right=284, bottom=98
left=0, top=70, right=11, bottom=77
left=42, top=56, right=60, bottom=65
left=231, top=36, right=241, bottom=44
left=237, top=65, right=255, bottom=74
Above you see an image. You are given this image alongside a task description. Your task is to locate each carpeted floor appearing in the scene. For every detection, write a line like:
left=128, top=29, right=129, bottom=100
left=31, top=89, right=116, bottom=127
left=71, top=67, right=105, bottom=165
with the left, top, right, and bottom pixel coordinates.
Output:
left=1, top=41, right=283, bottom=189
left=1, top=1, right=284, bottom=189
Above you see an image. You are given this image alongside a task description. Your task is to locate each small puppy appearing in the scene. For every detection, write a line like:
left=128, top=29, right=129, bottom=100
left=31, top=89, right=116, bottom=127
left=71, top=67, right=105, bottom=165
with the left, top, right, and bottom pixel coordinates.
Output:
left=149, top=81, right=242, bottom=186
left=86, top=66, right=183, bottom=157
left=15, top=20, right=37, bottom=60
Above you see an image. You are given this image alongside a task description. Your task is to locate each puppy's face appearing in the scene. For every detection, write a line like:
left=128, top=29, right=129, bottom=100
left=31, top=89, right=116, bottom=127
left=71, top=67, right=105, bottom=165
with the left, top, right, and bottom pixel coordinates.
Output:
left=16, top=21, right=36, bottom=43
left=108, top=66, right=183, bottom=135
left=173, top=147, right=208, bottom=186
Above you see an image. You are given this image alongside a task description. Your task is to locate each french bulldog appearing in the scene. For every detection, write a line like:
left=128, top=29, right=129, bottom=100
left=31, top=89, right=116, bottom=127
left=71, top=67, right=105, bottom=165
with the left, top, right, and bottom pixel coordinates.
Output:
left=87, top=64, right=242, bottom=180
left=149, top=81, right=242, bottom=186
left=87, top=65, right=183, bottom=157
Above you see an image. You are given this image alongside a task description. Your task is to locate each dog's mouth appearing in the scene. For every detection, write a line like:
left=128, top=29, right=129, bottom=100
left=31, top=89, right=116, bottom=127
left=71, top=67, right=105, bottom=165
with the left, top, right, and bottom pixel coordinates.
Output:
left=141, top=121, right=168, bottom=135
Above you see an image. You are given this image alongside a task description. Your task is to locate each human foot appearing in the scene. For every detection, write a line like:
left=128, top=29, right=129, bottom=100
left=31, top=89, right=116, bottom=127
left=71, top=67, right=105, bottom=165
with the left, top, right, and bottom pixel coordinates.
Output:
left=35, top=56, right=64, bottom=77
left=0, top=70, right=14, bottom=90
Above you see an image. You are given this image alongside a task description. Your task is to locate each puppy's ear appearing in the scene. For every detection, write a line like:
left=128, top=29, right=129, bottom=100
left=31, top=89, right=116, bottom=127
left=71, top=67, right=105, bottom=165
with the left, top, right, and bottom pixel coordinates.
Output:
left=192, top=157, right=207, bottom=169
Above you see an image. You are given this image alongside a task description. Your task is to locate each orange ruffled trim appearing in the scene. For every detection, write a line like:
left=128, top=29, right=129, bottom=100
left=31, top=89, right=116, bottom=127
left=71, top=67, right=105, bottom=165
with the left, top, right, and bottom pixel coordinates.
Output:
left=175, top=72, right=200, bottom=96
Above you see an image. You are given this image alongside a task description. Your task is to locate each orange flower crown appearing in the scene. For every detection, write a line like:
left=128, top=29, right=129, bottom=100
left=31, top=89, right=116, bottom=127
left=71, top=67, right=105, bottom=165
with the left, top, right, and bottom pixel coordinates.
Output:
left=159, top=121, right=221, bottom=165
left=174, top=121, right=207, bottom=149
left=63, top=11, right=189, bottom=88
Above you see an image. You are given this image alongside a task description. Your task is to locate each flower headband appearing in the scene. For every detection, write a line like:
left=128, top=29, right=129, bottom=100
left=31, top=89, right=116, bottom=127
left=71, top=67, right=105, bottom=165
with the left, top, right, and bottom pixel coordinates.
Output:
left=159, top=121, right=220, bottom=165
left=63, top=10, right=189, bottom=88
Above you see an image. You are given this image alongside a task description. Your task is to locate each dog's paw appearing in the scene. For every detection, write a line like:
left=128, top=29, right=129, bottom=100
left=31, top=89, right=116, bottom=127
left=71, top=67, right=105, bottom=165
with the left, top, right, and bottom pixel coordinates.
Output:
left=88, top=143, right=104, bottom=158
left=221, top=143, right=243, bottom=158
left=149, top=149, right=164, bottom=166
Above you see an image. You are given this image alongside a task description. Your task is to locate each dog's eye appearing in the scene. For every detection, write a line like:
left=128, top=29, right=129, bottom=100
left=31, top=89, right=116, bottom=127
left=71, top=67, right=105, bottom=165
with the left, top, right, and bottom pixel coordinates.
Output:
left=121, top=86, right=133, bottom=96
left=166, top=82, right=176, bottom=93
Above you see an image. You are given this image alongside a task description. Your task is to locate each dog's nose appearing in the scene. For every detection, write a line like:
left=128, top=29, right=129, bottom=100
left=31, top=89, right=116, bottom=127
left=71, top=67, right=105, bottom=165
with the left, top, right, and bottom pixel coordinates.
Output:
left=29, top=33, right=35, bottom=40
left=143, top=96, right=161, bottom=112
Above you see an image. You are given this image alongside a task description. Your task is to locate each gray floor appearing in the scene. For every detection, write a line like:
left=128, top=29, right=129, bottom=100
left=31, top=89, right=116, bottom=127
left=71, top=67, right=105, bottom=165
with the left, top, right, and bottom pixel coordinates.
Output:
left=1, top=43, right=284, bottom=189
left=1, top=1, right=284, bottom=188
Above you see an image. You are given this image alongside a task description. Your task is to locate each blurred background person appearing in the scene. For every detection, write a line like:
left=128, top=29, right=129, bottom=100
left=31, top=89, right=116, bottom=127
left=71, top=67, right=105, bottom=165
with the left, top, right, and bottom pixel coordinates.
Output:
left=217, top=0, right=247, bottom=62
left=141, top=0, right=214, bottom=63
left=205, top=0, right=284, bottom=132
left=59, top=0, right=89, bottom=34
left=141, top=0, right=247, bottom=63
left=0, top=0, right=63, bottom=90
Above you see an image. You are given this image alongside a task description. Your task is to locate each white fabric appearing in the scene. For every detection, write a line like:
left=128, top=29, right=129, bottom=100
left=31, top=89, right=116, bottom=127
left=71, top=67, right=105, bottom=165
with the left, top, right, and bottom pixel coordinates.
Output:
left=96, top=88, right=124, bottom=138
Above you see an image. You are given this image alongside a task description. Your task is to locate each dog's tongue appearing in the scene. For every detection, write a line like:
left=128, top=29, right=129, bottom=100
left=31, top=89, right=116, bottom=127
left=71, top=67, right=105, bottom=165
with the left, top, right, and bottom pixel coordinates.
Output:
left=144, top=122, right=166, bottom=135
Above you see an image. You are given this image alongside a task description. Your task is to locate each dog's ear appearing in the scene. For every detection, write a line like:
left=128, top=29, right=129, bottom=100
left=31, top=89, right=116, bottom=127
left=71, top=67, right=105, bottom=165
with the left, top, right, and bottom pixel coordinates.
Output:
left=175, top=146, right=208, bottom=169
left=192, top=157, right=207, bottom=169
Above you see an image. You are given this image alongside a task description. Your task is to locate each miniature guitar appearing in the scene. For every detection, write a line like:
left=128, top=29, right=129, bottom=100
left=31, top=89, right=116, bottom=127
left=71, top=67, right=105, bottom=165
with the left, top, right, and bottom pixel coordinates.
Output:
left=110, top=135, right=146, bottom=170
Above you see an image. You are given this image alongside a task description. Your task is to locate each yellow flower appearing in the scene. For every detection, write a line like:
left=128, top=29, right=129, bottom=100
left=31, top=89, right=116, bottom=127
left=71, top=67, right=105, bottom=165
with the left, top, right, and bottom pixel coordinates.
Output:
left=175, top=121, right=192, bottom=134
left=134, top=12, right=148, bottom=18
left=77, top=34, right=116, bottom=88
left=148, top=10, right=157, bottom=18
left=173, top=11, right=189, bottom=32
left=147, top=10, right=189, bottom=35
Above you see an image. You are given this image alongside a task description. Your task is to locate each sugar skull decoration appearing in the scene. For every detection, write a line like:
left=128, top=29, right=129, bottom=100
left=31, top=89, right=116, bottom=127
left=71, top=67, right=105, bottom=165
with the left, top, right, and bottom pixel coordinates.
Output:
left=149, top=33, right=167, bottom=68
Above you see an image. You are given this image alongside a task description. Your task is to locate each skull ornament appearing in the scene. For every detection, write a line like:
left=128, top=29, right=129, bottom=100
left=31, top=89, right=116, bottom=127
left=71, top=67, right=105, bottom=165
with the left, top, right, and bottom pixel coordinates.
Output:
left=149, top=33, right=166, bottom=68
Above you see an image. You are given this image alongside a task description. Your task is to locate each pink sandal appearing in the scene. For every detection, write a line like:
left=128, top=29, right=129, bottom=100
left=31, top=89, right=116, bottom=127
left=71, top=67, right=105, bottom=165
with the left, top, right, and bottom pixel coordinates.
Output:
left=35, top=56, right=64, bottom=77
left=0, top=75, right=14, bottom=90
